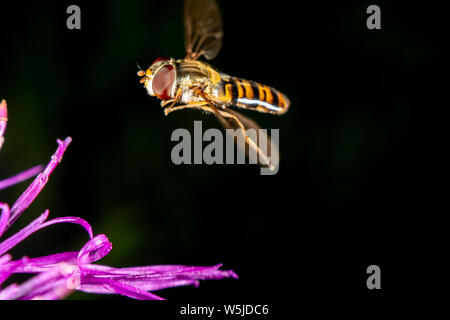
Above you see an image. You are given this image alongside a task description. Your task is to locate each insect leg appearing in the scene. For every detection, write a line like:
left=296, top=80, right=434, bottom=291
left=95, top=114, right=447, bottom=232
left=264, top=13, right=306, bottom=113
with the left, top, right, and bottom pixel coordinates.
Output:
left=194, top=89, right=274, bottom=170
left=161, top=88, right=182, bottom=108
left=164, top=87, right=226, bottom=123
left=216, top=110, right=273, bottom=170
left=193, top=88, right=235, bottom=129
left=164, top=101, right=208, bottom=116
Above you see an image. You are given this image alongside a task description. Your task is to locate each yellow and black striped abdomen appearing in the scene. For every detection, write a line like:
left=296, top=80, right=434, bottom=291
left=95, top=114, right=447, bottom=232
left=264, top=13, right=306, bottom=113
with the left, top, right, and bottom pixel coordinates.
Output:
left=218, top=77, right=290, bottom=114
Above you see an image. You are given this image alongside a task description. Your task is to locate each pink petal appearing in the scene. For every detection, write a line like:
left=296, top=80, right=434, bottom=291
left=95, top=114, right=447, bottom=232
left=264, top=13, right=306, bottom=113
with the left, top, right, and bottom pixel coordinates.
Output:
left=0, top=210, right=49, bottom=256
left=40, top=216, right=93, bottom=239
left=0, top=211, right=92, bottom=256
left=3, top=252, right=78, bottom=273
left=0, top=267, right=65, bottom=300
left=79, top=276, right=165, bottom=300
left=0, top=165, right=43, bottom=192
left=7, top=137, right=72, bottom=229
left=77, top=234, right=112, bottom=265
left=0, top=203, right=10, bottom=238
left=0, top=99, right=7, bottom=149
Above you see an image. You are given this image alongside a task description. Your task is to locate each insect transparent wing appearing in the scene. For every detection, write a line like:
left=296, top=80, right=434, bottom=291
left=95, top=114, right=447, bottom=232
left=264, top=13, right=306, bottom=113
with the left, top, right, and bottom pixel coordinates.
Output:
left=179, top=89, right=279, bottom=171
left=213, top=108, right=279, bottom=172
left=184, top=0, right=223, bottom=60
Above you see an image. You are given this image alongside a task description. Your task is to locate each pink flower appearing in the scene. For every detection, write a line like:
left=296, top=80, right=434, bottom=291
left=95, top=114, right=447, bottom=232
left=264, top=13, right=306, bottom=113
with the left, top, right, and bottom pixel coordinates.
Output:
left=0, top=100, right=237, bottom=300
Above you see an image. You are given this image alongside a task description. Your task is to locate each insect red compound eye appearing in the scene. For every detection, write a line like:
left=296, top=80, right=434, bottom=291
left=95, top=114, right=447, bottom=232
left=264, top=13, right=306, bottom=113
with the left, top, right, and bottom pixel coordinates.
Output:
left=152, top=65, right=175, bottom=100
left=151, top=57, right=170, bottom=65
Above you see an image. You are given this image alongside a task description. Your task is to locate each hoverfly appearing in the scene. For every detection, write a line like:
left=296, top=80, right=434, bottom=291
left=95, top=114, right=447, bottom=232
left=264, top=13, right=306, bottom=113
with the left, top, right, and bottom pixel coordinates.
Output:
left=138, top=0, right=290, bottom=171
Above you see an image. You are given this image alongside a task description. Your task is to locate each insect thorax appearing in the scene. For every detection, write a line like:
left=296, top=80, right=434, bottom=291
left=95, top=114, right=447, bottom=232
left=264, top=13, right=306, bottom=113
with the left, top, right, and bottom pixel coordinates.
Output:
left=175, top=60, right=223, bottom=104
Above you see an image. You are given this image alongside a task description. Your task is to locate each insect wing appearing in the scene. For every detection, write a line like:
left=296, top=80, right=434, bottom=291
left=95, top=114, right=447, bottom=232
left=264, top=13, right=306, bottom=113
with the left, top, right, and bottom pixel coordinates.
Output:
left=184, top=0, right=223, bottom=60
left=213, top=108, right=279, bottom=172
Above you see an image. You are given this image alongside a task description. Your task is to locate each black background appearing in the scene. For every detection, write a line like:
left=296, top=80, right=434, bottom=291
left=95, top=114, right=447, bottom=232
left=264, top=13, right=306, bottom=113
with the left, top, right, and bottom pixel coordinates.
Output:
left=0, top=0, right=441, bottom=310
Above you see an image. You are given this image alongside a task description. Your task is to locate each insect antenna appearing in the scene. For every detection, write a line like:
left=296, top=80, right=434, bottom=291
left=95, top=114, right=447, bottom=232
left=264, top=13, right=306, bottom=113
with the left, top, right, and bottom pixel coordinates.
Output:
left=136, top=62, right=146, bottom=77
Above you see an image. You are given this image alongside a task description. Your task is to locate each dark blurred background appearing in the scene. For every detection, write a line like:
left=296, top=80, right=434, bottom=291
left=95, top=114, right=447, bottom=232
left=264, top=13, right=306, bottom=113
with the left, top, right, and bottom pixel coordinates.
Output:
left=0, top=0, right=440, bottom=305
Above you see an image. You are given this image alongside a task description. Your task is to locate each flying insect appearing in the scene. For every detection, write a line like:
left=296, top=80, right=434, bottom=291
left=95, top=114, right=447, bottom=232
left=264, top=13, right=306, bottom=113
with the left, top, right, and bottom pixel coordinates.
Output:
left=138, top=0, right=290, bottom=170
